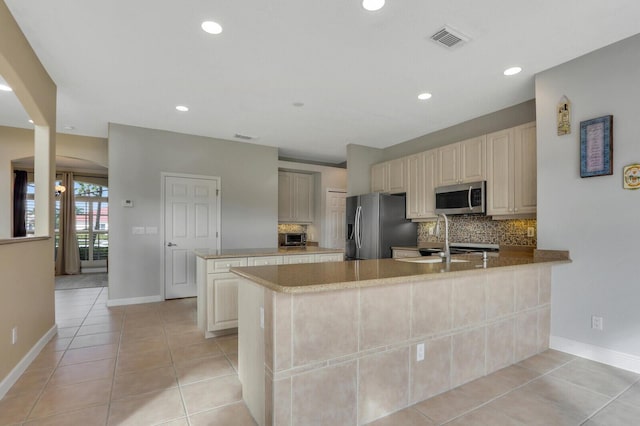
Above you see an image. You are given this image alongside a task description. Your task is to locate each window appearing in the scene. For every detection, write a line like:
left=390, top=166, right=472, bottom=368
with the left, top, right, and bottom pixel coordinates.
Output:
left=74, top=181, right=109, bottom=265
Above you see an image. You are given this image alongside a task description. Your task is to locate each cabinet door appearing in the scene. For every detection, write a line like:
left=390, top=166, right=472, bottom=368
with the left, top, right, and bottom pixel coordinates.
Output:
left=421, top=149, right=438, bottom=218
left=293, top=173, right=314, bottom=223
left=514, top=122, right=537, bottom=214
left=407, top=150, right=437, bottom=219
left=460, top=136, right=486, bottom=183
left=371, top=162, right=389, bottom=193
left=207, top=272, right=241, bottom=331
left=388, top=158, right=407, bottom=194
left=278, top=171, right=293, bottom=222
left=486, top=129, right=514, bottom=215
left=436, top=143, right=460, bottom=186
left=406, top=154, right=421, bottom=218
left=315, top=253, right=344, bottom=262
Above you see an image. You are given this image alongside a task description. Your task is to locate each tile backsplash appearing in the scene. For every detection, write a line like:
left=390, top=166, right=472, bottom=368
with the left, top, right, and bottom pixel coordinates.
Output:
left=278, top=224, right=307, bottom=234
left=418, top=216, right=537, bottom=247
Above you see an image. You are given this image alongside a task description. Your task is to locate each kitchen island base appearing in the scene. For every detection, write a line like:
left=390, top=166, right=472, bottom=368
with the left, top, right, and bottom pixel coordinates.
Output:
left=238, top=263, right=556, bottom=426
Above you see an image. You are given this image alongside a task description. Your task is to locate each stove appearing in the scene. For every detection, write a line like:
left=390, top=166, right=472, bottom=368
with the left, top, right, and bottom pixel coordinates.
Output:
left=419, top=243, right=499, bottom=256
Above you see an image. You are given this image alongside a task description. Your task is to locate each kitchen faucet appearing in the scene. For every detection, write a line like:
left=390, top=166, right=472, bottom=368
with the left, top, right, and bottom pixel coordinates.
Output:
left=435, top=213, right=451, bottom=263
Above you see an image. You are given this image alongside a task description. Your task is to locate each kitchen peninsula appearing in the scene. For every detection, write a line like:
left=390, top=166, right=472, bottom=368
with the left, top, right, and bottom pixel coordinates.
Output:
left=195, top=247, right=344, bottom=338
left=231, top=250, right=570, bottom=426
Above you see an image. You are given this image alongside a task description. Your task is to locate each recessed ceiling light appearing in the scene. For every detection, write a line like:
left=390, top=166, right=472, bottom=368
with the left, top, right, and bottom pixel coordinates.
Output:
left=418, top=92, right=432, bottom=100
left=63, top=125, right=75, bottom=130
left=503, top=66, right=522, bottom=76
left=0, top=84, right=12, bottom=92
left=201, top=21, right=223, bottom=35
left=362, top=0, right=385, bottom=11
left=28, top=119, right=34, bottom=124
left=176, top=105, right=189, bottom=112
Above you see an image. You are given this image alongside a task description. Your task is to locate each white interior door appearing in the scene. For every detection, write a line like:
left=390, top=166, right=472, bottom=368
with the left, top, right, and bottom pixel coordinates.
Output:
left=164, top=175, right=220, bottom=299
left=325, top=189, right=346, bottom=249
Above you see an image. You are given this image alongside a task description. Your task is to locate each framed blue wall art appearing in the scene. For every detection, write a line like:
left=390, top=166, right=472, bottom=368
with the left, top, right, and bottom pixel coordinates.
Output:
left=580, top=115, right=613, bottom=178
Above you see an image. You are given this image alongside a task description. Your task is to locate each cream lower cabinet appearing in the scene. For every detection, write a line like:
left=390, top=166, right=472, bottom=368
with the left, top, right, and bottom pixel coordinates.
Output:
left=406, top=149, right=437, bottom=219
left=198, top=252, right=343, bottom=337
left=391, top=248, right=420, bottom=259
left=486, top=122, right=536, bottom=216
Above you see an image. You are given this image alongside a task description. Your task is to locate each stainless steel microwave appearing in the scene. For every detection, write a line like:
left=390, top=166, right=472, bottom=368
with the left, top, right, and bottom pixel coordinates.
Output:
left=278, top=233, right=307, bottom=247
left=434, top=181, right=486, bottom=215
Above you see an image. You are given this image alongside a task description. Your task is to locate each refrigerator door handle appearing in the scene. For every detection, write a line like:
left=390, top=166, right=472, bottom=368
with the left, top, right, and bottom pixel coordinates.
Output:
left=355, top=206, right=362, bottom=249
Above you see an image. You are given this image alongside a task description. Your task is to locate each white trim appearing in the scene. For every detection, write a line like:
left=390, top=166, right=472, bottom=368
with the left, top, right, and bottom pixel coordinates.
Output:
left=106, top=295, right=163, bottom=307
left=550, top=335, right=640, bottom=374
left=0, top=325, right=57, bottom=399
left=160, top=172, right=221, bottom=301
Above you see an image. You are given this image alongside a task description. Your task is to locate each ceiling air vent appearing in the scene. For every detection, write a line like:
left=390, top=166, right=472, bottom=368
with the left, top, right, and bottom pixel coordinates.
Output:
left=234, top=133, right=254, bottom=140
left=430, top=26, right=470, bottom=49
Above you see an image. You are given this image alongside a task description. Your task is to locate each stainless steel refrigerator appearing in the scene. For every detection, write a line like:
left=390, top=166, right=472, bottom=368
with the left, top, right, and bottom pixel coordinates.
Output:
left=345, top=193, right=417, bottom=260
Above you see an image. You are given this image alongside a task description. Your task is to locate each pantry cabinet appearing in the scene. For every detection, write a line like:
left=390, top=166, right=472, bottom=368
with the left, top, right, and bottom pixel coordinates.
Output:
left=486, top=122, right=536, bottom=216
left=278, top=171, right=314, bottom=223
left=436, top=136, right=486, bottom=186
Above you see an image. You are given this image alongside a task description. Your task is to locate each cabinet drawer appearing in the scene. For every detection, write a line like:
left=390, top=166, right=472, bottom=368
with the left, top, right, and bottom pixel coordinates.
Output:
left=247, top=256, right=283, bottom=266
left=207, top=257, right=248, bottom=273
left=283, top=254, right=317, bottom=264
left=392, top=249, right=420, bottom=259
left=315, top=253, right=344, bottom=262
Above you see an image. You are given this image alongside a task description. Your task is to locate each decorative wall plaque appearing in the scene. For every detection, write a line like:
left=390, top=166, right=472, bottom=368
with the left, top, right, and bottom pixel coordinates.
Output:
left=580, top=115, right=613, bottom=178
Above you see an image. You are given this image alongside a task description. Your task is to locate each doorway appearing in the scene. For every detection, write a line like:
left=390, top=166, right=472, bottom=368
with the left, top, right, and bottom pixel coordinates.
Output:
left=163, top=174, right=220, bottom=299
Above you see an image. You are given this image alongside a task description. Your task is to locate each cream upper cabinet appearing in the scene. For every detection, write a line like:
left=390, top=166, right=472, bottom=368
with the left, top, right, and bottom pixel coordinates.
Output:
left=486, top=122, right=536, bottom=216
left=436, top=136, right=486, bottom=187
left=406, top=149, right=437, bottom=219
left=371, top=157, right=407, bottom=194
left=371, top=162, right=389, bottom=193
left=278, top=171, right=314, bottom=223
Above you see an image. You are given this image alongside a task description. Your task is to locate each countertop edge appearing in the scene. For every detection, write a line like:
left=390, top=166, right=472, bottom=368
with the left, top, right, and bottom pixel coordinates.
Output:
left=231, top=254, right=571, bottom=294
left=194, top=247, right=344, bottom=259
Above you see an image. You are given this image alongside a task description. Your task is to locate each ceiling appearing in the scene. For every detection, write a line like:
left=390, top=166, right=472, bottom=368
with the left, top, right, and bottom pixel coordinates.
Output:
left=2, top=1, right=640, bottom=164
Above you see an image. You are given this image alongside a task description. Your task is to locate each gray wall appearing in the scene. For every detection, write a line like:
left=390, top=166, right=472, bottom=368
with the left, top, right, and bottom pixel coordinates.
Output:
left=346, top=144, right=384, bottom=196
left=108, top=124, right=278, bottom=301
left=536, top=34, right=640, bottom=357
left=383, top=100, right=536, bottom=160
left=346, top=101, right=536, bottom=197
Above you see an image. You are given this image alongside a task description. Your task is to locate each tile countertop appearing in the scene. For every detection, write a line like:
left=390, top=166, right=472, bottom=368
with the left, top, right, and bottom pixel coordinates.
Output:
left=230, top=249, right=571, bottom=294
left=194, top=246, right=344, bottom=259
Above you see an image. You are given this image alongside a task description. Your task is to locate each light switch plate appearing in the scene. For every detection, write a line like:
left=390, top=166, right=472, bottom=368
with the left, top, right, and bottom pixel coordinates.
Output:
left=145, top=227, right=158, bottom=234
left=132, top=227, right=145, bottom=235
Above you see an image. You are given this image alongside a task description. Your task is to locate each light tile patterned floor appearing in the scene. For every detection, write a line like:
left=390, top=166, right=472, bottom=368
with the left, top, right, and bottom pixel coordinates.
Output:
left=1, top=287, right=639, bottom=425
left=0, top=287, right=254, bottom=426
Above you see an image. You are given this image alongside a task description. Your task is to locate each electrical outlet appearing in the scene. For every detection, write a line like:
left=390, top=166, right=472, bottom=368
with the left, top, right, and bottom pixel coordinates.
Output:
left=11, top=327, right=17, bottom=345
left=428, top=226, right=435, bottom=236
left=527, top=227, right=535, bottom=237
left=591, top=315, right=603, bottom=331
left=416, top=343, right=425, bottom=361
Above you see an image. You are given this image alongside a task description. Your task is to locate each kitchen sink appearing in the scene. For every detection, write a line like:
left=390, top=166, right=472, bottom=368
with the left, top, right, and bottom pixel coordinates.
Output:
left=395, top=257, right=470, bottom=264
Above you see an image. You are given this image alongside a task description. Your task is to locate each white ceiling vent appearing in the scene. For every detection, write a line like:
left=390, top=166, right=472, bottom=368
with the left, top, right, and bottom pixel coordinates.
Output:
left=430, top=26, right=470, bottom=49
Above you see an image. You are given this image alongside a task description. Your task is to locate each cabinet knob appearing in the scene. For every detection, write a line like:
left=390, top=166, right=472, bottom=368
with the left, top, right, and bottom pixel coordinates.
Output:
left=514, top=208, right=518, bottom=212
left=226, top=264, right=231, bottom=267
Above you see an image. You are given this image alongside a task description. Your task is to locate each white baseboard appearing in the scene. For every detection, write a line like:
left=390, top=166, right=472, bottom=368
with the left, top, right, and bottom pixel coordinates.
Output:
left=106, top=295, right=163, bottom=307
left=550, top=335, right=640, bottom=374
left=0, top=324, right=58, bottom=399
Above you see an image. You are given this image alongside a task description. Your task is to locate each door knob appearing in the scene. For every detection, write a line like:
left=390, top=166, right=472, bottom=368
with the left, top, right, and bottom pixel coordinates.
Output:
left=167, top=242, right=177, bottom=247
